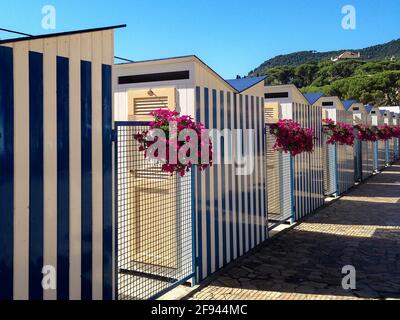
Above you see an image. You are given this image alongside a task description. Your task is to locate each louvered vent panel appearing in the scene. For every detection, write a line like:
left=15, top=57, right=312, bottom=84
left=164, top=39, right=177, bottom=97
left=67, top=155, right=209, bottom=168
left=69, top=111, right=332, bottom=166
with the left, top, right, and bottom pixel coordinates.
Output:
left=265, top=108, right=275, bottom=121
left=133, top=97, right=169, bottom=115
left=266, top=131, right=280, bottom=217
left=264, top=103, right=279, bottom=123
left=131, top=166, right=170, bottom=180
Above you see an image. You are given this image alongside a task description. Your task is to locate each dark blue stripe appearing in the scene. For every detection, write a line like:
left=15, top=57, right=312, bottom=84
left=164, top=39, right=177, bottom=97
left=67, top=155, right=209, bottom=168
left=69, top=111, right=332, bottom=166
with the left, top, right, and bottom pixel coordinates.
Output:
left=234, top=94, right=240, bottom=257
left=102, top=64, right=113, bottom=299
left=251, top=96, right=256, bottom=246
left=204, top=87, right=211, bottom=277
left=255, top=97, right=259, bottom=240
left=114, top=122, right=119, bottom=299
left=261, top=98, right=267, bottom=235
left=0, top=46, right=14, bottom=300
left=56, top=56, right=70, bottom=300
left=256, top=98, right=262, bottom=241
left=29, top=51, right=44, bottom=300
left=195, top=87, right=203, bottom=281
left=227, top=92, right=234, bottom=262
left=81, top=60, right=92, bottom=299
left=220, top=90, right=226, bottom=265
left=240, top=95, right=246, bottom=254
left=212, top=89, right=219, bottom=271
left=245, top=96, right=251, bottom=251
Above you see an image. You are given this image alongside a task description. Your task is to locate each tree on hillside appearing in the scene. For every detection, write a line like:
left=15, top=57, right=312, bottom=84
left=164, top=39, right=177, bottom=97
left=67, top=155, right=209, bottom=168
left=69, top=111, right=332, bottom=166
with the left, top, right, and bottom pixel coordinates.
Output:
left=293, top=63, right=319, bottom=87
left=302, top=70, right=400, bottom=106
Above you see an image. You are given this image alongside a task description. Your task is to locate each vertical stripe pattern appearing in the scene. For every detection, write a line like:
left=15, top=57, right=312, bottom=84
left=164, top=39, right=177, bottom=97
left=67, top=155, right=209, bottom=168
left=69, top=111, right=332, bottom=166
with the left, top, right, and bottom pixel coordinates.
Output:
left=0, top=29, right=115, bottom=300
left=102, top=64, right=113, bottom=300
left=0, top=46, right=14, bottom=300
left=29, top=51, right=44, bottom=300
left=292, top=102, right=324, bottom=220
left=195, top=89, right=267, bottom=282
left=57, top=56, right=70, bottom=300
left=195, top=87, right=203, bottom=282
left=81, top=60, right=93, bottom=299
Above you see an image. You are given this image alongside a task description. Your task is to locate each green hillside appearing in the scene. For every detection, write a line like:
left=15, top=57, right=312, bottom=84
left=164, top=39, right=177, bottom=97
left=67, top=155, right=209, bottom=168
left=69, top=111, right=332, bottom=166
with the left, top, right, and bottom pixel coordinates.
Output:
left=250, top=39, right=400, bottom=72
left=248, top=39, right=400, bottom=106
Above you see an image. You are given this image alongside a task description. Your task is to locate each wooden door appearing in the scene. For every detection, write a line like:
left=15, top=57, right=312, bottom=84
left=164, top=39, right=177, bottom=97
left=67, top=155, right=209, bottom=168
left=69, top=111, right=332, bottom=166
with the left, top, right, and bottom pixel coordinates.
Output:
left=127, top=87, right=178, bottom=269
left=130, top=167, right=178, bottom=269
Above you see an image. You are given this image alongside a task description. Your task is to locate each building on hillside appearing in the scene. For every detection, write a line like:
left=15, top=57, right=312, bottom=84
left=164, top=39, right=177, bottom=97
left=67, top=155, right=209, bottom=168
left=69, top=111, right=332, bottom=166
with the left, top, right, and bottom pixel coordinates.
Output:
left=331, top=51, right=361, bottom=62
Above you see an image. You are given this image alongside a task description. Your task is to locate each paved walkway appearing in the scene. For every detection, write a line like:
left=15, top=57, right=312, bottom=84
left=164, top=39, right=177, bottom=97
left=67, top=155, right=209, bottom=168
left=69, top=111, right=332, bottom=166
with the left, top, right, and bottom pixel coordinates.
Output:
left=189, top=163, right=400, bottom=300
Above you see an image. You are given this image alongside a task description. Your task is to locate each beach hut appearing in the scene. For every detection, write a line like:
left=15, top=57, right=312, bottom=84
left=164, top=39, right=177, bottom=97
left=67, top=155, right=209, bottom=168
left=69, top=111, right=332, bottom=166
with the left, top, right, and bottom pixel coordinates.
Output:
left=392, top=113, right=400, bottom=160
left=114, top=55, right=267, bottom=299
left=311, top=95, right=355, bottom=196
left=0, top=25, right=124, bottom=300
left=343, top=101, right=374, bottom=181
left=382, top=110, right=394, bottom=165
left=264, top=85, right=324, bottom=225
left=368, top=106, right=385, bottom=172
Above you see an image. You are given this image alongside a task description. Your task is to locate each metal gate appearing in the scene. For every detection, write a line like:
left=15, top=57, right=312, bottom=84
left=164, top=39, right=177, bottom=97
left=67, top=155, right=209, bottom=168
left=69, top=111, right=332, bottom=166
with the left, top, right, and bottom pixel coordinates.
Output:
left=378, top=140, right=387, bottom=170
left=373, top=142, right=378, bottom=172
left=385, top=140, right=390, bottom=166
left=265, top=124, right=294, bottom=227
left=354, top=137, right=362, bottom=181
left=385, top=139, right=394, bottom=166
left=322, top=137, right=338, bottom=196
left=115, top=121, right=195, bottom=300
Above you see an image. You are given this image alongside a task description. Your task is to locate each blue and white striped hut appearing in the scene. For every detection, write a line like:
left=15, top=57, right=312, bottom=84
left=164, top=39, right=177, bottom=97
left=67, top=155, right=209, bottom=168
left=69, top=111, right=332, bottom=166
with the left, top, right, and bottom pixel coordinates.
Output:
left=369, top=106, right=386, bottom=171
left=114, top=56, right=267, bottom=299
left=264, top=85, right=324, bottom=225
left=391, top=112, right=400, bottom=160
left=381, top=109, right=394, bottom=165
left=343, top=100, right=374, bottom=181
left=0, top=25, right=125, bottom=300
left=310, top=95, right=355, bottom=196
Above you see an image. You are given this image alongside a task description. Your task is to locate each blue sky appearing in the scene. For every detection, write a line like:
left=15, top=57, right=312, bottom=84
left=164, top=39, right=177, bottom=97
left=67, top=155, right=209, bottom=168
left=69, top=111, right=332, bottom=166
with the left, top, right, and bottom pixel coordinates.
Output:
left=0, top=0, right=399, bottom=78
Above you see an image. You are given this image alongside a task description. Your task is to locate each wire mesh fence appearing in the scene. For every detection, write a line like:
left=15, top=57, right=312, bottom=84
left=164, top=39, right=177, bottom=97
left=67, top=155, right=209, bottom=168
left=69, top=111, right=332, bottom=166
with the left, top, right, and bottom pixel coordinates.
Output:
left=115, top=122, right=194, bottom=300
left=322, top=131, right=337, bottom=196
left=265, top=124, right=293, bottom=227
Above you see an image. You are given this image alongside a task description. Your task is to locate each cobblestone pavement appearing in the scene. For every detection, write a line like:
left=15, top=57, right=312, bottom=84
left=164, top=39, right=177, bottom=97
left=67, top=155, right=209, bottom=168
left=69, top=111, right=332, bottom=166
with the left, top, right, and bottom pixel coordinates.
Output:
left=189, top=163, right=400, bottom=300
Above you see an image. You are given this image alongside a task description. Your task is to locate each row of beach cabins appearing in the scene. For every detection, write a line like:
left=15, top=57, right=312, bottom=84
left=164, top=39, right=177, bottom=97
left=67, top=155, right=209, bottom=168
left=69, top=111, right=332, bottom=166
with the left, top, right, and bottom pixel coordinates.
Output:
left=0, top=25, right=398, bottom=301
left=114, top=55, right=400, bottom=300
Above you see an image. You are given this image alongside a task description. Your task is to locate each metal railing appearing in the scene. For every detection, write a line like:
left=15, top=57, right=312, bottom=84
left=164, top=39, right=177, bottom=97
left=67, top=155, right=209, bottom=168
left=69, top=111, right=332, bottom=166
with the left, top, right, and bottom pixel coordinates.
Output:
left=265, top=124, right=294, bottom=227
left=115, top=122, right=194, bottom=300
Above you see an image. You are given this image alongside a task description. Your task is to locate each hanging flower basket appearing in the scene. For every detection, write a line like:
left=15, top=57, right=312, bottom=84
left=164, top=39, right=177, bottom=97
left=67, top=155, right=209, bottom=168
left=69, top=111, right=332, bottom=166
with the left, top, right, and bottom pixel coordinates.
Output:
left=269, top=119, right=317, bottom=157
left=133, top=109, right=213, bottom=177
left=323, top=118, right=355, bottom=146
left=391, top=125, right=400, bottom=138
left=354, top=124, right=378, bottom=142
left=376, top=124, right=394, bottom=141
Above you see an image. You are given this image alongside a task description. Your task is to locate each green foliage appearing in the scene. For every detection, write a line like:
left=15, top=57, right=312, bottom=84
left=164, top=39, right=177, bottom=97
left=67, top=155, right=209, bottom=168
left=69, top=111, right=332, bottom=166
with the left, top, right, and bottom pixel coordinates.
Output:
left=249, top=57, right=400, bottom=106
left=301, top=70, right=400, bottom=106
left=250, top=39, right=400, bottom=71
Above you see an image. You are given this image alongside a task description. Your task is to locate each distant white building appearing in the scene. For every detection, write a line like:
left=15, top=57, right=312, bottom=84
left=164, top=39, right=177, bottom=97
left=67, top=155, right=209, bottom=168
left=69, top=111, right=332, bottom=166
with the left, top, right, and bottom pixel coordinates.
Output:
left=331, top=51, right=361, bottom=62
left=380, top=106, right=400, bottom=113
